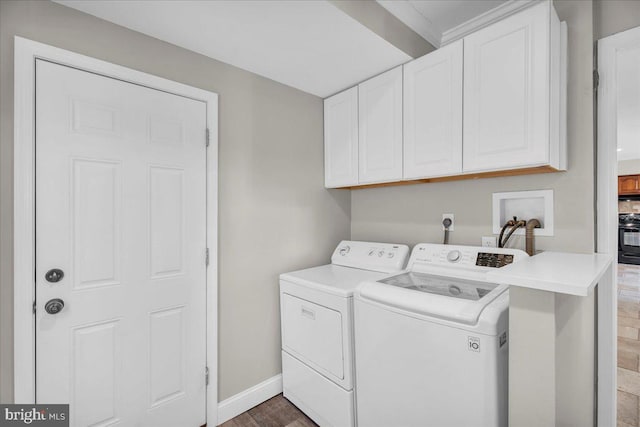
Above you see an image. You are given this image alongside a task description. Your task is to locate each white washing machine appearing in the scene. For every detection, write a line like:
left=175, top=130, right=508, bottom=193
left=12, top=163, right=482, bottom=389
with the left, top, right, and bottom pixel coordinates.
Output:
left=280, top=240, right=410, bottom=427
left=354, top=243, right=529, bottom=427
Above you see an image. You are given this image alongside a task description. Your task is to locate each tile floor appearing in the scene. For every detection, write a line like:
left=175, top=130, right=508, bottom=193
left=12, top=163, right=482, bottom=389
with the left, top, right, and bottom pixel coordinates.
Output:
left=221, top=394, right=317, bottom=427
left=618, top=263, right=640, bottom=427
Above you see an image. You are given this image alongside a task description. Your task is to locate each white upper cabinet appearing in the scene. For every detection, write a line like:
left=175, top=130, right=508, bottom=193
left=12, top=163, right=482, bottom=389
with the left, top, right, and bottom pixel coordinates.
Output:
left=322, top=2, right=566, bottom=189
left=403, top=40, right=463, bottom=179
left=358, top=66, right=403, bottom=184
left=463, top=1, right=564, bottom=173
left=324, top=86, right=359, bottom=188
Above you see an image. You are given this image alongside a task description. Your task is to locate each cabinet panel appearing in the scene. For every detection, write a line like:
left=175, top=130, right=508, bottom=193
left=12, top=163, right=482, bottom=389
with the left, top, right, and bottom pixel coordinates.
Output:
left=403, top=40, right=463, bottom=179
left=463, top=2, right=550, bottom=173
left=619, top=175, right=640, bottom=195
left=324, top=87, right=358, bottom=188
left=358, top=67, right=403, bottom=184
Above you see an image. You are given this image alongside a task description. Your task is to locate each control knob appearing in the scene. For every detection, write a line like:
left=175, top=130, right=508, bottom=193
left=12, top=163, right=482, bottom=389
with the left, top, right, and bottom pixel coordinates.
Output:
left=447, top=250, right=461, bottom=263
left=339, top=246, right=350, bottom=256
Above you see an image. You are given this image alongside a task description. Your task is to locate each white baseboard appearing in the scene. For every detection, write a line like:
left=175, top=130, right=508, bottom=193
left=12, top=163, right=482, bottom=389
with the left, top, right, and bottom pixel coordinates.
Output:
left=216, top=374, right=283, bottom=425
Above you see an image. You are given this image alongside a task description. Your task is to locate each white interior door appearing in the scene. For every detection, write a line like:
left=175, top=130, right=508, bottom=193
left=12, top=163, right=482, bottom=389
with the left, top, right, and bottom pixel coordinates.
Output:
left=35, top=59, right=207, bottom=427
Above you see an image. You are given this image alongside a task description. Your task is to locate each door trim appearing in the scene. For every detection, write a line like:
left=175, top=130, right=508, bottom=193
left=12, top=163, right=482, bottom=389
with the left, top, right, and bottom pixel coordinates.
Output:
left=13, top=37, right=219, bottom=425
left=596, top=25, right=640, bottom=427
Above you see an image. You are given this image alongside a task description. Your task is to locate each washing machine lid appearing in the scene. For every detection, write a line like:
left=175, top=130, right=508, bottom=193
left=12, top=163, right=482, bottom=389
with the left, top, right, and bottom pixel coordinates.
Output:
left=357, top=273, right=509, bottom=324
left=379, top=272, right=496, bottom=301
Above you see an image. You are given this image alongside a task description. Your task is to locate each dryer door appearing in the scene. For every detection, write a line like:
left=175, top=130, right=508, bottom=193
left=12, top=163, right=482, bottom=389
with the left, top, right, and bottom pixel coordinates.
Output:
left=281, top=294, right=345, bottom=380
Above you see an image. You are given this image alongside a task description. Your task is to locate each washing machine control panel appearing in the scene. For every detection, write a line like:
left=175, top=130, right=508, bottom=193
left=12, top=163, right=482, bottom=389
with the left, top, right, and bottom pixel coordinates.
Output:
left=331, top=240, right=411, bottom=273
left=407, top=244, right=528, bottom=271
left=475, top=252, right=514, bottom=268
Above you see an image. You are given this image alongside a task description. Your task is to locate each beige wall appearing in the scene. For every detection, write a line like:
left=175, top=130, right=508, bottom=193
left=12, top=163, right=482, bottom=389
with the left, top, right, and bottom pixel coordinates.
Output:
left=351, top=0, right=595, bottom=255
left=0, top=0, right=351, bottom=403
left=595, top=0, right=640, bottom=40
left=509, top=288, right=596, bottom=427
left=619, top=159, right=640, bottom=175
left=509, top=288, right=557, bottom=427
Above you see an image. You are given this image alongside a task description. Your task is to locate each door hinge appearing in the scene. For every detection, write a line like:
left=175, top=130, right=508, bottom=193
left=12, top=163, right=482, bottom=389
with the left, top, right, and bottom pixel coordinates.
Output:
left=205, top=128, right=210, bottom=148
left=593, top=69, right=600, bottom=91
left=205, top=366, right=210, bottom=386
left=205, top=248, right=210, bottom=266
left=32, top=300, right=36, bottom=314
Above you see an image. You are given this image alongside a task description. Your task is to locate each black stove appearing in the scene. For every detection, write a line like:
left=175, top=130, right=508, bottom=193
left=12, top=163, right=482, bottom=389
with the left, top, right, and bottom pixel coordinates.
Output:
left=620, top=214, right=640, bottom=226
left=620, top=213, right=640, bottom=265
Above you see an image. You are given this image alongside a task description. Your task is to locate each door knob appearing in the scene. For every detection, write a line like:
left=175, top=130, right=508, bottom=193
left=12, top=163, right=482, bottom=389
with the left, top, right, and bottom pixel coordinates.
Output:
left=45, top=269, right=64, bottom=283
left=44, top=298, right=65, bottom=315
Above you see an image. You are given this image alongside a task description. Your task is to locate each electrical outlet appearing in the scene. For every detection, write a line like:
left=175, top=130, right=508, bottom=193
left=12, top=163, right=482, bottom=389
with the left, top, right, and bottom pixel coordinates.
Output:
left=442, top=213, right=454, bottom=231
left=482, top=236, right=498, bottom=247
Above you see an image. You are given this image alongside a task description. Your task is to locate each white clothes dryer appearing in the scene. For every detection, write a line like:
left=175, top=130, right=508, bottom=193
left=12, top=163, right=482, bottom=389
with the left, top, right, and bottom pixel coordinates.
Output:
left=280, top=241, right=410, bottom=427
left=354, top=243, right=529, bottom=427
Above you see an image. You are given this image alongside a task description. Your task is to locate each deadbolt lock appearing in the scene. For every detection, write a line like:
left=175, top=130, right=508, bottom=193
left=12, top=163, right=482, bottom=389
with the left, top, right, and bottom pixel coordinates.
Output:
left=45, top=269, right=64, bottom=283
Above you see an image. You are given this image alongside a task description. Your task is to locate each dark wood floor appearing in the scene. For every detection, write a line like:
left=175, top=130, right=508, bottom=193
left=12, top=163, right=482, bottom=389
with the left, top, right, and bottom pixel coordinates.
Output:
left=221, top=394, right=318, bottom=427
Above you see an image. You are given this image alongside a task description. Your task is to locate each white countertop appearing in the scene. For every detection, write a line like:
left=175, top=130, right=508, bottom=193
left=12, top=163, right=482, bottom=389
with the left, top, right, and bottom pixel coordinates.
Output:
left=486, top=251, right=613, bottom=296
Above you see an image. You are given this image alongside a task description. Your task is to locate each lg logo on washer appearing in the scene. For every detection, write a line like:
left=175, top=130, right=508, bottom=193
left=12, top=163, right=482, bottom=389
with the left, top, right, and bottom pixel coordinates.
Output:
left=468, top=336, right=481, bottom=352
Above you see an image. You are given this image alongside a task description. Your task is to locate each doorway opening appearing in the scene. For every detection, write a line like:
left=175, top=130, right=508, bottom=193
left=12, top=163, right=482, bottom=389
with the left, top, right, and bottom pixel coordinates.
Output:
left=597, top=25, right=640, bottom=427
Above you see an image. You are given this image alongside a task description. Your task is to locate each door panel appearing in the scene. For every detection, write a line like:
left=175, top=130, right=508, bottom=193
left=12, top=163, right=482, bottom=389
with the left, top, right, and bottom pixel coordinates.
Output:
left=72, top=319, right=120, bottom=426
left=72, top=159, right=121, bottom=289
left=619, top=176, right=640, bottom=194
left=403, top=40, right=463, bottom=179
left=463, top=3, right=550, bottom=172
left=358, top=67, right=403, bottom=184
left=149, top=306, right=186, bottom=407
left=324, top=87, right=359, bottom=188
left=149, top=166, right=185, bottom=277
left=35, top=59, right=207, bottom=426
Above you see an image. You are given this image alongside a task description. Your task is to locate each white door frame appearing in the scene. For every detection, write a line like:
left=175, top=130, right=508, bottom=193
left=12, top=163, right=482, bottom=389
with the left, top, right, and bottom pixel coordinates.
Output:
left=13, top=37, right=219, bottom=425
left=596, top=25, right=640, bottom=427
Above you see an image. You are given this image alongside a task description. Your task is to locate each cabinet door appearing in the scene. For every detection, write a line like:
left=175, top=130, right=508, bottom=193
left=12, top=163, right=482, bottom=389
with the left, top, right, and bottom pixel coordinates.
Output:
left=358, top=67, right=403, bottom=184
left=324, top=87, right=359, bottom=188
left=619, top=176, right=640, bottom=194
left=463, top=2, right=550, bottom=173
left=404, top=40, right=463, bottom=179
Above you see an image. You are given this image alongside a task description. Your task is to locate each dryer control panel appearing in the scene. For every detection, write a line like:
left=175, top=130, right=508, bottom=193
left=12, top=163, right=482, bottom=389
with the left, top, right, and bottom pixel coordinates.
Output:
left=331, top=240, right=410, bottom=273
left=407, top=243, right=528, bottom=272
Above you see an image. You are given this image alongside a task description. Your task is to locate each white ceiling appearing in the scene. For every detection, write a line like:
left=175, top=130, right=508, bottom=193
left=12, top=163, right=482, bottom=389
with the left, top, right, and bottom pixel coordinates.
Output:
left=617, top=46, right=640, bottom=161
left=54, top=0, right=412, bottom=98
left=54, top=0, right=536, bottom=98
